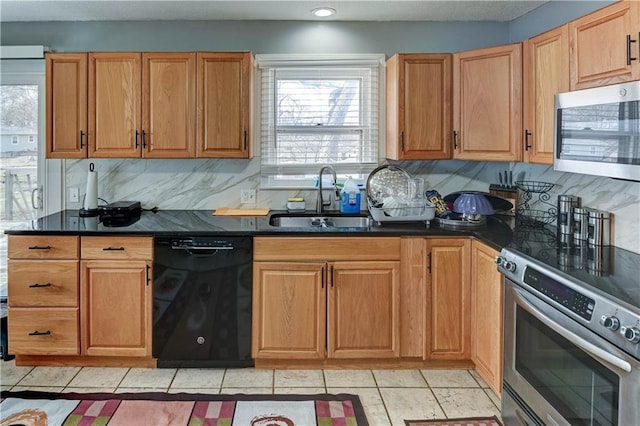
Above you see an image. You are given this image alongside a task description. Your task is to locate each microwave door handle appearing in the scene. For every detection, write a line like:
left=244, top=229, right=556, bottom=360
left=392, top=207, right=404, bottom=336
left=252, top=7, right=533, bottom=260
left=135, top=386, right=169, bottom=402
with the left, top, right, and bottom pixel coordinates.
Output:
left=512, top=286, right=632, bottom=373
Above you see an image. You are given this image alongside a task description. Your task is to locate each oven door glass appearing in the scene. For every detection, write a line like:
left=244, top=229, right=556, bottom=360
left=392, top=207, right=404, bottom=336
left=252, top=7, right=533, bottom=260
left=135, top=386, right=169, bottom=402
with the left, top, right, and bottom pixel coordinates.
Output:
left=515, top=305, right=619, bottom=426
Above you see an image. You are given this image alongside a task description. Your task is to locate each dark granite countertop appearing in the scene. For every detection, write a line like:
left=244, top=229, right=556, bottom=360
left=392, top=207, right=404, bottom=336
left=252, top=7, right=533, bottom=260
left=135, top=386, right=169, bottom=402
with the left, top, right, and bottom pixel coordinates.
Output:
left=4, top=209, right=514, bottom=251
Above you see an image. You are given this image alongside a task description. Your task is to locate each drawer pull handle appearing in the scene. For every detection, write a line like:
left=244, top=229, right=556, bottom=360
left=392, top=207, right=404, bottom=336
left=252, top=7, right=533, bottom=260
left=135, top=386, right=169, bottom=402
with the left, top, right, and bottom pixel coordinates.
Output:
left=103, top=247, right=125, bottom=251
left=28, top=245, right=51, bottom=250
left=29, top=330, right=51, bottom=336
left=29, top=283, right=52, bottom=288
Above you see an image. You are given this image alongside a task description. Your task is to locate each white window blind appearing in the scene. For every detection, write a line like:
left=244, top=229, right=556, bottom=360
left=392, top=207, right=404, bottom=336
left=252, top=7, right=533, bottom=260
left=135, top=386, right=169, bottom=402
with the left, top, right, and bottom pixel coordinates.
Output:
left=257, top=54, right=383, bottom=186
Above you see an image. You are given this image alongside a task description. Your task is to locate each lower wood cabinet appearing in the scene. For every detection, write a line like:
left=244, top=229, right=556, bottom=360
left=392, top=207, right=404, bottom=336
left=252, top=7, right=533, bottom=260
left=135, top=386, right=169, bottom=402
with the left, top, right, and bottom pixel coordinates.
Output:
left=471, top=240, right=503, bottom=395
left=80, top=236, right=153, bottom=358
left=7, top=234, right=153, bottom=366
left=329, top=261, right=399, bottom=358
left=7, top=235, right=80, bottom=357
left=252, top=262, right=325, bottom=359
left=425, top=238, right=471, bottom=361
left=81, top=260, right=152, bottom=357
left=252, top=237, right=400, bottom=363
left=253, top=260, right=399, bottom=360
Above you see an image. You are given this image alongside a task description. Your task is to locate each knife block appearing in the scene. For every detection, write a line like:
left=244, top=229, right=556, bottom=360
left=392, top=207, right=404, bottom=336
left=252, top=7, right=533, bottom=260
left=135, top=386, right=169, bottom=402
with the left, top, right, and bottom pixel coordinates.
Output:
left=489, top=184, right=518, bottom=216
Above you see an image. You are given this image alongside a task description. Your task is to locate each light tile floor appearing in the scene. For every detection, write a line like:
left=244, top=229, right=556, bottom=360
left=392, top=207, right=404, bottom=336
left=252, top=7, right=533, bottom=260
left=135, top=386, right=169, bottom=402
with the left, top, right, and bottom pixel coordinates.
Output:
left=0, top=361, right=501, bottom=426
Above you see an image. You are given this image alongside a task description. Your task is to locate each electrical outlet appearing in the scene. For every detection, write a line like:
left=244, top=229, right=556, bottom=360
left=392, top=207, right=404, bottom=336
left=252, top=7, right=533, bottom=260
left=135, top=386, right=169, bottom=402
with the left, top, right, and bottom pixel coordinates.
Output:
left=68, top=187, right=79, bottom=203
left=240, top=189, right=256, bottom=204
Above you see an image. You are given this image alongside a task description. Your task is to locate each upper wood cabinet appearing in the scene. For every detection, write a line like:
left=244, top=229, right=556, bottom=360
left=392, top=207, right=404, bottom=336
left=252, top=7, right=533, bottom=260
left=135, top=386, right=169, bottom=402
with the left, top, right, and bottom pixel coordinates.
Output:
left=471, top=240, right=503, bottom=396
left=46, top=51, right=251, bottom=159
left=142, top=52, right=196, bottom=158
left=425, top=238, right=471, bottom=361
left=386, top=54, right=452, bottom=160
left=453, top=43, right=523, bottom=162
left=523, top=25, right=570, bottom=165
left=89, top=52, right=142, bottom=158
left=197, top=52, right=253, bottom=158
left=46, top=53, right=88, bottom=158
left=569, top=1, right=640, bottom=90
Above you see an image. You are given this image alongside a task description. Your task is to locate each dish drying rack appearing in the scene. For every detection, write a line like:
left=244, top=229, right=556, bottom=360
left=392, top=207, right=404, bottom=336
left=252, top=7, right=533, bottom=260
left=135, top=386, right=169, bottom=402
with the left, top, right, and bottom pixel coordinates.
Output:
left=515, top=181, right=557, bottom=228
left=366, top=165, right=435, bottom=225
left=368, top=204, right=436, bottom=224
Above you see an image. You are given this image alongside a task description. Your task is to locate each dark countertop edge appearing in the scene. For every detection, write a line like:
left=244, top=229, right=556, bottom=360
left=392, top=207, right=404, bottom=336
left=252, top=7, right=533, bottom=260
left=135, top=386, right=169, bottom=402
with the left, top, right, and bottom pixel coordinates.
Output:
left=3, top=210, right=509, bottom=252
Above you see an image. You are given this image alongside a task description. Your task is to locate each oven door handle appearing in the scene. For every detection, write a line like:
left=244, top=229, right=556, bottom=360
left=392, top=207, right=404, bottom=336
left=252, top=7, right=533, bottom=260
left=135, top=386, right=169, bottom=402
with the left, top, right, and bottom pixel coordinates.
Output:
left=513, top=286, right=632, bottom=373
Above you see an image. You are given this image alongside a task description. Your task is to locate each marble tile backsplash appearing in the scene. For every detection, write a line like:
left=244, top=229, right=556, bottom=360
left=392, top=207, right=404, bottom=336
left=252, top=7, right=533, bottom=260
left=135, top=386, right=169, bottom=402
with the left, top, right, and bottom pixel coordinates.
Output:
left=64, top=158, right=640, bottom=253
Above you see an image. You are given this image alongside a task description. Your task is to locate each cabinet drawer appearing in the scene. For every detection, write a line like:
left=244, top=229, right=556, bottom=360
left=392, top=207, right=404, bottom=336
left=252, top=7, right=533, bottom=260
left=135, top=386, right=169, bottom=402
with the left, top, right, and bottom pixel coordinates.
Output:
left=8, top=235, right=79, bottom=259
left=8, top=307, right=79, bottom=355
left=8, top=260, right=78, bottom=307
left=81, top=236, right=153, bottom=260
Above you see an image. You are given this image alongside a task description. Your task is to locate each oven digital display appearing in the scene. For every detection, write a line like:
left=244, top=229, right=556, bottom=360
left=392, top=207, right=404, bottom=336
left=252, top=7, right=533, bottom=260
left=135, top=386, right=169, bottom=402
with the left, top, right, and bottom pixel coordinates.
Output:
left=523, top=267, right=595, bottom=320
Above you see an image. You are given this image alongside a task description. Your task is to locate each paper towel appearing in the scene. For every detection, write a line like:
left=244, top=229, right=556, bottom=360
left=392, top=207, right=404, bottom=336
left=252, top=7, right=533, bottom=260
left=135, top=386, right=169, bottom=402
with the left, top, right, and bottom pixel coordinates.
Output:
left=83, top=163, right=98, bottom=210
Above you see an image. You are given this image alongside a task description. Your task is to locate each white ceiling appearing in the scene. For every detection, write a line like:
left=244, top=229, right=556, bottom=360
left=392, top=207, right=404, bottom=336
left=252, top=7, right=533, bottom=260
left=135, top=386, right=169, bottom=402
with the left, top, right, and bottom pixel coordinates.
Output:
left=0, top=0, right=548, bottom=23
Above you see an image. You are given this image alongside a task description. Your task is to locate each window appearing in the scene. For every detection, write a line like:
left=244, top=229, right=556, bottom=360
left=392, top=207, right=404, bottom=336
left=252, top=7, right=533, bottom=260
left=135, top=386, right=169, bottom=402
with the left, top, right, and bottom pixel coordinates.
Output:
left=257, top=54, right=383, bottom=187
left=28, top=135, right=35, bottom=143
left=11, top=135, right=18, bottom=145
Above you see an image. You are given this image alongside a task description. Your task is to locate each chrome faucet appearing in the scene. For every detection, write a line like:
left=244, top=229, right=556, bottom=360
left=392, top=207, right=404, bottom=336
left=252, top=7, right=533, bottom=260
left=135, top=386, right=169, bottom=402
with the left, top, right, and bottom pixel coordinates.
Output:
left=316, top=165, right=339, bottom=214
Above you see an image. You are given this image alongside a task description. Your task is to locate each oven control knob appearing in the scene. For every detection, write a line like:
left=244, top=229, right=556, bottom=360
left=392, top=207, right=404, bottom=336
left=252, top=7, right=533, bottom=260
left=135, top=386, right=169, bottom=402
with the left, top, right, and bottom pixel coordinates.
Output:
left=495, top=256, right=505, bottom=266
left=620, top=326, right=640, bottom=344
left=599, top=315, right=620, bottom=331
left=504, top=261, right=517, bottom=272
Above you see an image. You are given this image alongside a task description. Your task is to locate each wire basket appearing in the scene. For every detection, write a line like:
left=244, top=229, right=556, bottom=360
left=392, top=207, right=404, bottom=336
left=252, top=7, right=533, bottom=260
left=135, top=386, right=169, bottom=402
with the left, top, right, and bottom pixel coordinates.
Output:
left=516, top=209, right=556, bottom=228
left=515, top=181, right=555, bottom=193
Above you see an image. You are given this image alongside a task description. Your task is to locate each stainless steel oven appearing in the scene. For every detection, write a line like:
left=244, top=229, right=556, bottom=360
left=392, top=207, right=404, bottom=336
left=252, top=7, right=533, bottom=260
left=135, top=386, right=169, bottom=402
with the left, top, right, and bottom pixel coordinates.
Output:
left=497, top=247, right=640, bottom=426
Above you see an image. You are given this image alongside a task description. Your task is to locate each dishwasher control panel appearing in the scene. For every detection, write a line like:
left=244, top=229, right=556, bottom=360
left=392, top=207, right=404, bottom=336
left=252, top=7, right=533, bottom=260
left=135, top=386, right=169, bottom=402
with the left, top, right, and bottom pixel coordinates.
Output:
left=170, top=238, right=234, bottom=250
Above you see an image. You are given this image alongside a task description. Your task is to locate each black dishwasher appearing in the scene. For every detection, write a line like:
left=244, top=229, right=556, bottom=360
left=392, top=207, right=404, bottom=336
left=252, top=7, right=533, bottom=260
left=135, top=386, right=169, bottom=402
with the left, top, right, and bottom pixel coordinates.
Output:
left=153, top=236, right=253, bottom=368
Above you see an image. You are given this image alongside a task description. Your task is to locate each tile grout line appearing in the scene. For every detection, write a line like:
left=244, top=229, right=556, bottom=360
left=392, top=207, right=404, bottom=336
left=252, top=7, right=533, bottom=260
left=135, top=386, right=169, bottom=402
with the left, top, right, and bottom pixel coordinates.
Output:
left=419, top=368, right=450, bottom=420
left=371, top=369, right=393, bottom=426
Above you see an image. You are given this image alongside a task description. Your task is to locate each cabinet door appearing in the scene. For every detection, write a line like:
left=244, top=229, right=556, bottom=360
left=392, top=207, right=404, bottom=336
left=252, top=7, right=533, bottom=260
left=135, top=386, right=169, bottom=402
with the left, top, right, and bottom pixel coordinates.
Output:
left=328, top=261, right=400, bottom=358
left=471, top=240, right=503, bottom=395
left=453, top=43, right=522, bottom=162
left=386, top=54, right=452, bottom=160
left=81, top=260, right=152, bottom=356
left=142, top=52, right=196, bottom=158
left=89, top=52, right=142, bottom=158
left=197, top=52, right=252, bottom=158
left=46, top=53, right=88, bottom=158
left=524, top=25, right=569, bottom=165
left=425, top=238, right=470, bottom=360
left=570, top=1, right=640, bottom=90
left=252, top=262, right=325, bottom=359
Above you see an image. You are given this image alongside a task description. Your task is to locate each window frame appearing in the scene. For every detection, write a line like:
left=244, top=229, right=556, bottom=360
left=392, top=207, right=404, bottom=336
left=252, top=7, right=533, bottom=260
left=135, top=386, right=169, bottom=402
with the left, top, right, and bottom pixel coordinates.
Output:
left=256, top=54, right=385, bottom=188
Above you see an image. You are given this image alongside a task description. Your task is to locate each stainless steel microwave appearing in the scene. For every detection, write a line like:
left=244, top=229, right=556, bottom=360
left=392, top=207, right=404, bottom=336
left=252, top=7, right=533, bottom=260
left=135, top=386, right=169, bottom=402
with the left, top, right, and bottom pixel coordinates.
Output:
left=554, top=81, right=640, bottom=181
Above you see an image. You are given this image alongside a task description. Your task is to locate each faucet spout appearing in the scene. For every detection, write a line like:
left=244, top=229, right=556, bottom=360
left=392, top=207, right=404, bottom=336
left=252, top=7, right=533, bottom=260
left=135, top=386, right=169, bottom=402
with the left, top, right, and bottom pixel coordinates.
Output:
left=316, top=165, right=338, bottom=214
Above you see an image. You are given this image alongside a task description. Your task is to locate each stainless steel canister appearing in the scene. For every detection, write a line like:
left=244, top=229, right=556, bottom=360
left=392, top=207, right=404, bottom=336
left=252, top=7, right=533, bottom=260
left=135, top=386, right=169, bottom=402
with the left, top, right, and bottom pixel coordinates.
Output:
left=557, top=195, right=580, bottom=235
left=572, top=207, right=589, bottom=245
left=588, top=210, right=611, bottom=246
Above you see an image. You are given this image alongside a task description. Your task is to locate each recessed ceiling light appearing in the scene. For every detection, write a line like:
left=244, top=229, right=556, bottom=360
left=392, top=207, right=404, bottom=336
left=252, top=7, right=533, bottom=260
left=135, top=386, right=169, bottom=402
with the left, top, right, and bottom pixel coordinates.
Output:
left=312, top=7, right=336, bottom=18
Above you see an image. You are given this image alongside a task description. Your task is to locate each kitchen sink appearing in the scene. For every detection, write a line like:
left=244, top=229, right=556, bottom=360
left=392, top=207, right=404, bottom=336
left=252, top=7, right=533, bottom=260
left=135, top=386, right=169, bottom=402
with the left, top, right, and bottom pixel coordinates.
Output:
left=269, top=213, right=372, bottom=228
